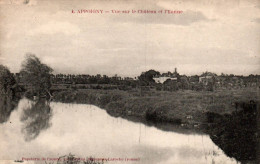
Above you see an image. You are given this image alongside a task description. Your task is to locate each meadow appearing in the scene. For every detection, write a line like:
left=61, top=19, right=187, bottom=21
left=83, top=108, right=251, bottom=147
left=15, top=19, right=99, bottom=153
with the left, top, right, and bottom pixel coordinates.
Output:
left=52, top=86, right=258, bottom=127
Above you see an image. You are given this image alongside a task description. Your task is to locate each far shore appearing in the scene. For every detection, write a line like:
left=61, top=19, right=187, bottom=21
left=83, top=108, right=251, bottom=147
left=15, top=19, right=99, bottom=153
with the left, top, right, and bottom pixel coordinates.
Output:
left=49, top=87, right=257, bottom=130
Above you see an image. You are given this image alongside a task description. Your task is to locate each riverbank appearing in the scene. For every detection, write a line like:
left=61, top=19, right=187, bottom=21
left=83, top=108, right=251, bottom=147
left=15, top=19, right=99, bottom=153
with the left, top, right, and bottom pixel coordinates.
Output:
left=206, top=102, right=258, bottom=162
left=52, top=88, right=258, bottom=128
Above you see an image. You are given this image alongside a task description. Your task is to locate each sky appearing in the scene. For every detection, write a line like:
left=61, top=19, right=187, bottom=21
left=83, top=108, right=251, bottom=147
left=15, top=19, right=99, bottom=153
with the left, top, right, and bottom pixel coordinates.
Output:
left=0, top=0, right=260, bottom=77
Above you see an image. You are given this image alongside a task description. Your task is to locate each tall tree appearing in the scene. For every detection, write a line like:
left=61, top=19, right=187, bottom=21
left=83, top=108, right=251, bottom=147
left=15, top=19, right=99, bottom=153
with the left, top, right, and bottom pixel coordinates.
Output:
left=0, top=65, right=16, bottom=95
left=20, top=54, right=53, bottom=97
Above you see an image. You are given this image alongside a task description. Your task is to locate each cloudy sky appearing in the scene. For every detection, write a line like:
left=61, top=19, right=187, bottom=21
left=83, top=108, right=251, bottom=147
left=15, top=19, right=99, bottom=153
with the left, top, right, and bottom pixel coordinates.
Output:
left=0, top=0, right=259, bottom=77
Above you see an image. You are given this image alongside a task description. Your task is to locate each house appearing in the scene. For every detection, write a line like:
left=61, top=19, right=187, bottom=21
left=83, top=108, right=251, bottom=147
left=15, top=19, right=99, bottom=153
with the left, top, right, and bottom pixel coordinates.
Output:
left=153, top=76, right=177, bottom=83
left=199, top=72, right=216, bottom=85
left=153, top=68, right=179, bottom=84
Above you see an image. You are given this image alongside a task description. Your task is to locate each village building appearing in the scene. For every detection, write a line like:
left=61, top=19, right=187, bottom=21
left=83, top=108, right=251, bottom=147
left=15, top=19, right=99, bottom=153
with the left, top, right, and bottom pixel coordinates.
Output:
left=153, top=68, right=179, bottom=84
left=199, top=72, right=216, bottom=85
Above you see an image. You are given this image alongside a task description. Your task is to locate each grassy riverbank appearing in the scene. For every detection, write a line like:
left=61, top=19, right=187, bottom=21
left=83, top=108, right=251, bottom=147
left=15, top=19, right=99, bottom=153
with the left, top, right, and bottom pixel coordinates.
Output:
left=52, top=87, right=258, bottom=127
left=205, top=101, right=258, bottom=162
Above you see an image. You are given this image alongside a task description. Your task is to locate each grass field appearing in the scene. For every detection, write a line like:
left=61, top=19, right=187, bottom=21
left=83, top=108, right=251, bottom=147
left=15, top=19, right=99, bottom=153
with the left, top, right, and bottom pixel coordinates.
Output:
left=52, top=87, right=258, bottom=126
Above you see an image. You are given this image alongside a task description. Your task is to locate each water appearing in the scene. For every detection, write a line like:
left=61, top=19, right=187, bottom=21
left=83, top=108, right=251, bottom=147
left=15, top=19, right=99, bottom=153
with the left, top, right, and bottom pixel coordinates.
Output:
left=0, top=98, right=238, bottom=164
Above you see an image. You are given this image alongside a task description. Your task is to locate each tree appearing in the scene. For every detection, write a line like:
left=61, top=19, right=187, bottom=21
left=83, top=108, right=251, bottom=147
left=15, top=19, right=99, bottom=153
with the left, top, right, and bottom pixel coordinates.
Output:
left=163, top=79, right=178, bottom=91
left=0, top=65, right=16, bottom=95
left=179, top=76, right=189, bottom=90
left=138, top=69, right=160, bottom=85
left=20, top=54, right=53, bottom=97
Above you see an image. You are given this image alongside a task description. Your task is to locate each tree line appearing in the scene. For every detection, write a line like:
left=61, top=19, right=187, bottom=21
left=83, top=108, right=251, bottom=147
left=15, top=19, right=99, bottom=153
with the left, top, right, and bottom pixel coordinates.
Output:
left=1, top=54, right=259, bottom=98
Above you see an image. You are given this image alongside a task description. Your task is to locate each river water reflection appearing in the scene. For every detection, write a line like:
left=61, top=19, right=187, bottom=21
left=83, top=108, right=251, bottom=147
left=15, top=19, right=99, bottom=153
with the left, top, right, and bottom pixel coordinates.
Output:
left=0, top=98, right=238, bottom=164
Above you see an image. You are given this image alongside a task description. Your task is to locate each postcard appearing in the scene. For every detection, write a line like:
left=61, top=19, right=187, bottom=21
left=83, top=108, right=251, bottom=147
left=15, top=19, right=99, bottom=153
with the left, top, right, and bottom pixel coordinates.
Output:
left=0, top=0, right=259, bottom=164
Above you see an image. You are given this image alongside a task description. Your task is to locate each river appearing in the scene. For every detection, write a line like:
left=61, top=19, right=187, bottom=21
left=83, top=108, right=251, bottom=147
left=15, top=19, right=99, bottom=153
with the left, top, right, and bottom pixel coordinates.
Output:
left=0, top=98, right=239, bottom=164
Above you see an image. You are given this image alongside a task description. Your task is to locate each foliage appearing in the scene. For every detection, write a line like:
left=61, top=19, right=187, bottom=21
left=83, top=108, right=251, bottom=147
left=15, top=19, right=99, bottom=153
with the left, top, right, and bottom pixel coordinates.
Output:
left=206, top=101, right=257, bottom=162
left=138, top=69, right=160, bottom=85
left=0, top=65, right=16, bottom=94
left=163, top=79, right=178, bottom=91
left=20, top=54, right=53, bottom=97
left=57, top=154, right=104, bottom=164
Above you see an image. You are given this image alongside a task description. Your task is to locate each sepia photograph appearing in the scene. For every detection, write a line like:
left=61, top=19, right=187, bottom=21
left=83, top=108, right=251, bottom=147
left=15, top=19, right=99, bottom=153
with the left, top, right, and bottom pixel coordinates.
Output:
left=0, top=0, right=259, bottom=163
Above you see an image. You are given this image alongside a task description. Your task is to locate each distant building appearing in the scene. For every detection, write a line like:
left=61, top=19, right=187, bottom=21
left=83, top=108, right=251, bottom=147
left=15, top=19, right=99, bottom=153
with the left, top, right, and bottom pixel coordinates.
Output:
left=153, top=68, right=179, bottom=84
left=199, top=72, right=216, bottom=85
left=153, top=76, right=177, bottom=83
